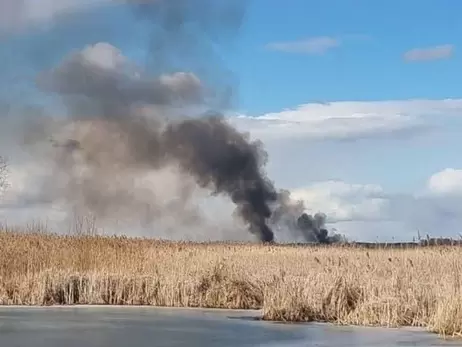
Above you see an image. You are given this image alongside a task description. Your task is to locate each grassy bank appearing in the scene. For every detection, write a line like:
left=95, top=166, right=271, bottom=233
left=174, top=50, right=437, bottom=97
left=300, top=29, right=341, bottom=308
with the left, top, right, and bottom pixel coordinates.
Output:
left=0, top=230, right=461, bottom=337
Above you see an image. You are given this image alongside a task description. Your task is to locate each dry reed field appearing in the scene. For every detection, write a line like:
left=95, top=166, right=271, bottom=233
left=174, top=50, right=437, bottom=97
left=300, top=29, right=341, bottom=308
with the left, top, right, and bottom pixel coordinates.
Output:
left=1, top=229, right=462, bottom=338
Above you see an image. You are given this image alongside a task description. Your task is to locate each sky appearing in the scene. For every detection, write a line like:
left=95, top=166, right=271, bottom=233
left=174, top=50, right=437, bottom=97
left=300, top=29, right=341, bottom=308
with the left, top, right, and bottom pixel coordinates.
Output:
left=1, top=0, right=462, bottom=242
left=235, top=0, right=462, bottom=113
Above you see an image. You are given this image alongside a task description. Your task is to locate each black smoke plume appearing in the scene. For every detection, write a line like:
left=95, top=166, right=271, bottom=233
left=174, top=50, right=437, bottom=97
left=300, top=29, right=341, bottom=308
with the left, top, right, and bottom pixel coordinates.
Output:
left=296, top=213, right=343, bottom=244
left=2, top=0, right=342, bottom=243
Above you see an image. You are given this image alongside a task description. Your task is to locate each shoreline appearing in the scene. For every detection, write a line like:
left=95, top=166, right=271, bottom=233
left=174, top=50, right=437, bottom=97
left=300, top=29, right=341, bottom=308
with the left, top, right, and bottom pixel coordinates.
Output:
left=0, top=304, right=260, bottom=315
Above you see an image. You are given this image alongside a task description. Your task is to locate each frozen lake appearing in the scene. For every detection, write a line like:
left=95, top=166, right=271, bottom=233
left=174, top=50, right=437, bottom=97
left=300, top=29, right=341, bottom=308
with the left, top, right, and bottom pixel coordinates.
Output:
left=0, top=306, right=459, bottom=347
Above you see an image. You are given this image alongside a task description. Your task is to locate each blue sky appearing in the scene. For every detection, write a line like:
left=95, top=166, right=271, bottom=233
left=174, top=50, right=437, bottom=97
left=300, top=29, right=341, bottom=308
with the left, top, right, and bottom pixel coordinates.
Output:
left=231, top=0, right=462, bottom=113
left=1, top=0, right=462, bottom=242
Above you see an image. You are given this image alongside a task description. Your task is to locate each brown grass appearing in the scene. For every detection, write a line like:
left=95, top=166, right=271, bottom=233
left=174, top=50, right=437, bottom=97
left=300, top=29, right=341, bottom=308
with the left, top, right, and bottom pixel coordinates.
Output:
left=0, top=230, right=461, bottom=337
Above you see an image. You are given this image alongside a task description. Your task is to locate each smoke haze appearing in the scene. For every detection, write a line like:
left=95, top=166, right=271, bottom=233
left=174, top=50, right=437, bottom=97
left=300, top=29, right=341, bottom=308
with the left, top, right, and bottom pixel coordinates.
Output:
left=0, top=0, right=341, bottom=243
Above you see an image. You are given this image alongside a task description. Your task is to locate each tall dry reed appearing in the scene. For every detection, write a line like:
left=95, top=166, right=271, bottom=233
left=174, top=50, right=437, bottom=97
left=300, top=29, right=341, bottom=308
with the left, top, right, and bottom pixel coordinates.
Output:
left=0, top=229, right=461, bottom=337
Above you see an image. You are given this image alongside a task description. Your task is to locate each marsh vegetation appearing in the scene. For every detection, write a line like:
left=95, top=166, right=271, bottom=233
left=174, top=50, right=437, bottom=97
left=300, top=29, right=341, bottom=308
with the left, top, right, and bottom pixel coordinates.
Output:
left=1, top=229, right=461, bottom=338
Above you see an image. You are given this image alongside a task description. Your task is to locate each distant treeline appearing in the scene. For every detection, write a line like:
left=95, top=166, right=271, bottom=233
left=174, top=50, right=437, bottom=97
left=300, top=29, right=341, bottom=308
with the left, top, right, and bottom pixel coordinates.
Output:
left=281, top=237, right=462, bottom=248
left=349, top=238, right=462, bottom=248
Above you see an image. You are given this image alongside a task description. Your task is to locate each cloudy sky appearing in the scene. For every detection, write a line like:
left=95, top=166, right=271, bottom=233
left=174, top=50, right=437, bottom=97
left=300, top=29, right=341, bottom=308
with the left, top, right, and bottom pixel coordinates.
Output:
left=1, top=0, right=462, bottom=242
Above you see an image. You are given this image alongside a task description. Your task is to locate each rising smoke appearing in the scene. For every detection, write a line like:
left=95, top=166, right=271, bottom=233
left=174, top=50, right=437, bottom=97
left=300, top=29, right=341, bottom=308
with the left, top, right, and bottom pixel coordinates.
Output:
left=1, top=0, right=342, bottom=243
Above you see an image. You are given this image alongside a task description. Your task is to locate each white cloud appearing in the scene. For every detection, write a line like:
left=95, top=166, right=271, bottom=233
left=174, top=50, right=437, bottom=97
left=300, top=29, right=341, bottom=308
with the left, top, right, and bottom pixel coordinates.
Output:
left=288, top=169, right=462, bottom=242
left=265, top=36, right=340, bottom=54
left=404, top=44, right=454, bottom=62
left=229, top=99, right=462, bottom=142
left=291, top=181, right=388, bottom=223
left=80, top=42, right=128, bottom=71
left=0, top=0, right=236, bottom=35
left=0, top=0, right=103, bottom=32
left=427, top=168, right=462, bottom=196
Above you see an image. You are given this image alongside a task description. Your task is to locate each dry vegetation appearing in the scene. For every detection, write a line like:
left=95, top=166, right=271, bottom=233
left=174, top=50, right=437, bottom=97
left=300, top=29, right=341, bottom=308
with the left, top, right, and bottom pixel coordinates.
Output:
left=1, top=228, right=461, bottom=338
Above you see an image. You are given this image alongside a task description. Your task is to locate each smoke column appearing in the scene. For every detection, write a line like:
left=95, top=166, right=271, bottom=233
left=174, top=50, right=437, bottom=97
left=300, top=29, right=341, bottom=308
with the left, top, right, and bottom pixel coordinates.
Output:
left=1, top=0, right=342, bottom=243
left=269, top=190, right=342, bottom=244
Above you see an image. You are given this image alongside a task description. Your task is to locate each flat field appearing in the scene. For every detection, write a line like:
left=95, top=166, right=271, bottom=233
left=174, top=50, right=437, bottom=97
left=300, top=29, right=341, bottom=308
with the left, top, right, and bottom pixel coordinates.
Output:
left=1, top=230, right=461, bottom=337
